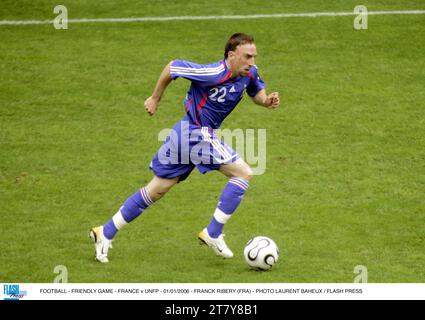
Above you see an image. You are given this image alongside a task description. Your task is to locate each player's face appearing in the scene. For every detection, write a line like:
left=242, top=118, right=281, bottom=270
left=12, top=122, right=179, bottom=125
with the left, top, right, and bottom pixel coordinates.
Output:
left=229, top=43, right=257, bottom=77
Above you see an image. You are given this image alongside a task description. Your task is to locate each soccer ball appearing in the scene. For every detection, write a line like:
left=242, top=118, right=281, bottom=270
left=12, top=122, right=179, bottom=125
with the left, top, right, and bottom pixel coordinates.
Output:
left=244, top=236, right=279, bottom=270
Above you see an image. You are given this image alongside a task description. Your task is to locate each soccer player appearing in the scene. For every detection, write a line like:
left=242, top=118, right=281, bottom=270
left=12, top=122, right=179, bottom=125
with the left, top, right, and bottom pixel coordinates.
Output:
left=90, top=33, right=280, bottom=263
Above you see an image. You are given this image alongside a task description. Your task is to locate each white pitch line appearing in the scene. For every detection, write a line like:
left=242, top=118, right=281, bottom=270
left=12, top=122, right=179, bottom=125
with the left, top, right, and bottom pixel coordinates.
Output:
left=1, top=10, right=425, bottom=25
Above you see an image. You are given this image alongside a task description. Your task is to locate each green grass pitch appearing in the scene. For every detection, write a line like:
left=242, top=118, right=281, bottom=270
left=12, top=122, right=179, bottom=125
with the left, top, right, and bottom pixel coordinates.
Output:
left=0, top=0, right=424, bottom=283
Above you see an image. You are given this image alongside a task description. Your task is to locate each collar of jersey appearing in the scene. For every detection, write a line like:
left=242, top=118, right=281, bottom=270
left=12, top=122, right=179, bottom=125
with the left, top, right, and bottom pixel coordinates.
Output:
left=221, top=59, right=247, bottom=83
left=223, top=58, right=229, bottom=70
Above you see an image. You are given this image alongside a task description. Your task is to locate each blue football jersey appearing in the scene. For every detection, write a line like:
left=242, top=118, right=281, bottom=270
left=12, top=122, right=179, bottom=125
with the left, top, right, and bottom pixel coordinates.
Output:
left=170, top=59, right=265, bottom=129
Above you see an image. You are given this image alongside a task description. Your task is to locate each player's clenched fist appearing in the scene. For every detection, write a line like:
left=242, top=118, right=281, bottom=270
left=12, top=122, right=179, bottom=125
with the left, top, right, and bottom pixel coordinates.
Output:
left=144, top=96, right=160, bottom=116
left=266, top=92, right=280, bottom=109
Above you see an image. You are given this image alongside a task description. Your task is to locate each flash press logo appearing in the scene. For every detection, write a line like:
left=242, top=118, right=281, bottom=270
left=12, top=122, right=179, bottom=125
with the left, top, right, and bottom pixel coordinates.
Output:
left=3, top=284, right=27, bottom=300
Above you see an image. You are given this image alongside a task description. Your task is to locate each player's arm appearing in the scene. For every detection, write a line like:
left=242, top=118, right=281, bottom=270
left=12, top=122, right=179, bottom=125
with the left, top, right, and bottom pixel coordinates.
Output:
left=144, top=61, right=173, bottom=116
left=251, top=89, right=280, bottom=109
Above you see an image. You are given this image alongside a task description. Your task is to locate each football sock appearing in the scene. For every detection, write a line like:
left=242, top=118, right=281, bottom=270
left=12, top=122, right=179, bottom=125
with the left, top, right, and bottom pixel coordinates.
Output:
left=207, top=177, right=250, bottom=238
left=103, top=188, right=153, bottom=240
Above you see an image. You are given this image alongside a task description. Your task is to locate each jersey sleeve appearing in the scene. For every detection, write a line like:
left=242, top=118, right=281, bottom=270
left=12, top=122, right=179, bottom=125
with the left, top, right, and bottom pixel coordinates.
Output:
left=246, top=67, right=266, bottom=97
left=170, top=59, right=224, bottom=86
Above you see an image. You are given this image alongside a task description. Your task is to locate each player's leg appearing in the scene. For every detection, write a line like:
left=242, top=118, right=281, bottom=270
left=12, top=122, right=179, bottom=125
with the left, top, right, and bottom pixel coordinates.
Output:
left=195, top=127, right=253, bottom=258
left=198, top=156, right=253, bottom=259
left=103, top=175, right=179, bottom=239
left=91, top=118, right=195, bottom=263
left=218, top=157, right=254, bottom=181
left=90, top=175, right=179, bottom=263
left=203, top=158, right=252, bottom=239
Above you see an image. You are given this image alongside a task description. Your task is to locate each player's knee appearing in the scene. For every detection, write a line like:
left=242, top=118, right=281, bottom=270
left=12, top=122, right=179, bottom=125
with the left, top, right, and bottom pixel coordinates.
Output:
left=238, top=166, right=254, bottom=182
left=146, top=188, right=166, bottom=202
left=245, top=168, right=254, bottom=182
left=145, top=184, right=172, bottom=202
left=145, top=176, right=178, bottom=202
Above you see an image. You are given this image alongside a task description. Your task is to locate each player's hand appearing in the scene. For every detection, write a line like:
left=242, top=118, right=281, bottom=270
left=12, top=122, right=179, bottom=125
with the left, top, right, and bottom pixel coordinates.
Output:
left=266, top=92, right=280, bottom=109
left=144, top=96, right=160, bottom=116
